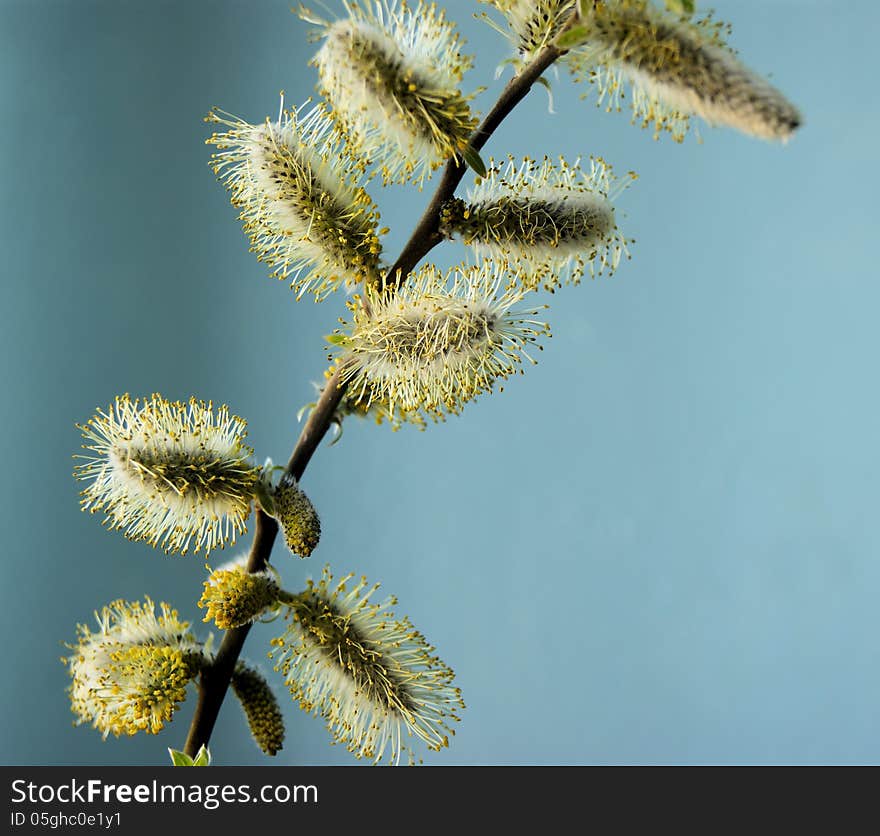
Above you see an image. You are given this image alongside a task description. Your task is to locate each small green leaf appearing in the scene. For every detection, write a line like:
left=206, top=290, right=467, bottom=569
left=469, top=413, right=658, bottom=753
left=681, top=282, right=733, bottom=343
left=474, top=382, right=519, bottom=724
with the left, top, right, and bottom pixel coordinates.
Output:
left=324, top=333, right=348, bottom=346
left=555, top=25, right=590, bottom=50
left=169, top=745, right=211, bottom=766
left=192, top=745, right=211, bottom=766
left=462, top=145, right=487, bottom=179
left=168, top=749, right=194, bottom=767
left=665, top=0, right=695, bottom=16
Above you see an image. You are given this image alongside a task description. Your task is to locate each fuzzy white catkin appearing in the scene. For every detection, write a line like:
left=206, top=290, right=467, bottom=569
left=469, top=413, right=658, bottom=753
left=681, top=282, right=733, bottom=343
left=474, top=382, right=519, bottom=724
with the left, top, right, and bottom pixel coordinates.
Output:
left=271, top=567, right=463, bottom=765
left=309, top=0, right=477, bottom=185
left=567, top=0, right=801, bottom=142
left=206, top=103, right=383, bottom=299
left=442, top=155, right=633, bottom=289
left=334, top=261, right=550, bottom=420
left=74, top=394, right=260, bottom=555
left=483, top=0, right=576, bottom=60
left=65, top=599, right=206, bottom=738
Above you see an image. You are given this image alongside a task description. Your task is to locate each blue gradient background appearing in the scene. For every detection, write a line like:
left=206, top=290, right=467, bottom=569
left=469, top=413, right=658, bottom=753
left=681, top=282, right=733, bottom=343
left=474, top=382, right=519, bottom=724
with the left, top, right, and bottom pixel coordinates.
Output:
left=2, top=0, right=878, bottom=765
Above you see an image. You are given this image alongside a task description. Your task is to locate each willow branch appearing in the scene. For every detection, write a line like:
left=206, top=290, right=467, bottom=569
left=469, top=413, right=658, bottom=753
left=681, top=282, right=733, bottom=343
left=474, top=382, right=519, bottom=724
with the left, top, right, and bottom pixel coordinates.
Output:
left=383, top=41, right=562, bottom=288
left=182, top=37, right=567, bottom=759
left=182, top=366, right=347, bottom=756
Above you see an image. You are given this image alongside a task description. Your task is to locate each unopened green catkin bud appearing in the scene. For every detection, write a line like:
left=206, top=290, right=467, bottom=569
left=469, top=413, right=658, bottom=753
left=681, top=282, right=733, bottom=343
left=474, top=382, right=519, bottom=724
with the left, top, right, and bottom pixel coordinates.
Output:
left=270, top=566, right=464, bottom=765
left=273, top=476, right=321, bottom=558
left=441, top=155, right=633, bottom=290
left=567, top=0, right=801, bottom=142
left=74, top=394, right=260, bottom=556
left=198, top=556, right=281, bottom=629
left=306, top=0, right=478, bottom=185
left=231, top=662, right=285, bottom=756
left=206, top=102, right=382, bottom=300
